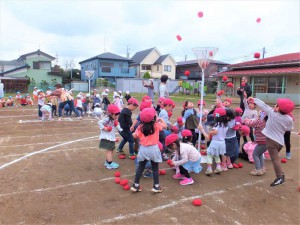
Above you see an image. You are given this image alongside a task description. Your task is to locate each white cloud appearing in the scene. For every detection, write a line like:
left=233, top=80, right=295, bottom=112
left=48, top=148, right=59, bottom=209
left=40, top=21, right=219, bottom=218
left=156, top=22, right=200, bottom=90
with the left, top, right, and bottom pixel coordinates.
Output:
left=0, top=0, right=299, bottom=68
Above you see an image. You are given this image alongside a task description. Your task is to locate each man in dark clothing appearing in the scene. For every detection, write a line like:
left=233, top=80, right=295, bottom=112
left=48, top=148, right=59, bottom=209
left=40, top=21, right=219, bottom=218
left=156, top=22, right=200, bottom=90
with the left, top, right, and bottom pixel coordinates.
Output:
left=116, top=97, right=139, bottom=159
left=236, top=76, right=252, bottom=114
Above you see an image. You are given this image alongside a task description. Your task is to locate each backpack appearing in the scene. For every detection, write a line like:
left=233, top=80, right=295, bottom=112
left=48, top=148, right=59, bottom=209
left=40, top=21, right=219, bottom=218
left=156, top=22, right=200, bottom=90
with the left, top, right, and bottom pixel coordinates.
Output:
left=185, top=109, right=198, bottom=129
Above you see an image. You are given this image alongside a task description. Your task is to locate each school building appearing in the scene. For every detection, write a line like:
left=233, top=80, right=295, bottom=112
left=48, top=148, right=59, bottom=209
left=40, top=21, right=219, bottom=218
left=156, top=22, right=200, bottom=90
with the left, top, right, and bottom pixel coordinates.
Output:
left=217, top=52, right=300, bottom=104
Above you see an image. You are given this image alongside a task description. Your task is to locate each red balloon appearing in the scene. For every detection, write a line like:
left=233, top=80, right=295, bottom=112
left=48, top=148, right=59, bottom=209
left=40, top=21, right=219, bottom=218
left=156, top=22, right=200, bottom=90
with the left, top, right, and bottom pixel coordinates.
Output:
left=254, top=52, right=260, bottom=59
left=256, top=18, right=261, bottom=23
left=227, top=82, right=234, bottom=88
left=222, top=76, right=228, bottom=82
left=209, top=51, right=213, bottom=57
left=176, top=35, right=182, bottom=41
left=197, top=11, right=204, bottom=18
left=217, top=90, right=225, bottom=96
left=184, top=70, right=190, bottom=76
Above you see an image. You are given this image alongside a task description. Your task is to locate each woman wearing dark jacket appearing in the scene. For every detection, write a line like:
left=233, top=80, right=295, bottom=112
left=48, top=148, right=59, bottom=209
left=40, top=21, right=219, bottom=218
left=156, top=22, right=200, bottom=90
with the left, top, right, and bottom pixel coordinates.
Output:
left=237, top=76, right=252, bottom=114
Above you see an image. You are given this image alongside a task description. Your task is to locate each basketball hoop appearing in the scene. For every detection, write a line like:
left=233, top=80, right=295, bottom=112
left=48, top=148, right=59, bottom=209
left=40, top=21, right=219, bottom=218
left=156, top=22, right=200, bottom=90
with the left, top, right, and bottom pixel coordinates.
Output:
left=192, top=47, right=218, bottom=151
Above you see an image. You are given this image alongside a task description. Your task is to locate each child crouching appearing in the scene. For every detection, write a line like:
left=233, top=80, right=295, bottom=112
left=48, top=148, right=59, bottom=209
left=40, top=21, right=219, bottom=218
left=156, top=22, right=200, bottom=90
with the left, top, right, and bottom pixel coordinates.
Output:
left=165, top=134, right=202, bottom=186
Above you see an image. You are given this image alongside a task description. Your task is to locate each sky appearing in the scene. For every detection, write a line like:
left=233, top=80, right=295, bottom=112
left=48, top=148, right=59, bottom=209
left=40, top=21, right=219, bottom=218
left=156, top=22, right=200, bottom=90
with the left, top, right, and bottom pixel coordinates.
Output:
left=0, top=0, right=299, bottom=69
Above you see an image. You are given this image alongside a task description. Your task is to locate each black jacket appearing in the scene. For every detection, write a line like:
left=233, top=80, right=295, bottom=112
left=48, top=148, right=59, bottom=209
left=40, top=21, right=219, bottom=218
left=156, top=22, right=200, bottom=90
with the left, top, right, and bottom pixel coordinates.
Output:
left=118, top=108, right=132, bottom=131
left=237, top=83, right=252, bottom=98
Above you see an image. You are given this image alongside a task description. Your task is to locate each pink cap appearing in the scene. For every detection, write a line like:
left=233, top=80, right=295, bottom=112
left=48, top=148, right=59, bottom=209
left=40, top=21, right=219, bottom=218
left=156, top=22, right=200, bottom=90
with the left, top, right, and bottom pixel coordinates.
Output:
left=177, top=117, right=183, bottom=125
left=213, top=108, right=226, bottom=117
left=277, top=98, right=295, bottom=114
left=171, top=126, right=179, bottom=133
left=142, top=95, right=151, bottom=102
left=165, top=134, right=178, bottom=147
left=158, top=97, right=165, bottom=103
left=140, top=107, right=156, bottom=123
left=224, top=98, right=232, bottom=104
left=128, top=97, right=139, bottom=106
left=197, top=100, right=206, bottom=106
left=235, top=107, right=243, bottom=113
left=107, top=104, right=120, bottom=114
left=181, top=129, right=192, bottom=137
left=247, top=97, right=255, bottom=104
left=163, top=98, right=174, bottom=106
left=140, top=101, right=152, bottom=111
left=240, top=125, right=250, bottom=136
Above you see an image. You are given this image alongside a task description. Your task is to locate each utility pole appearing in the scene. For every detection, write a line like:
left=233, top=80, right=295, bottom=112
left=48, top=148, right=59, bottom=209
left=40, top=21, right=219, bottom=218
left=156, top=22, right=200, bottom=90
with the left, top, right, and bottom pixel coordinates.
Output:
left=126, top=45, right=130, bottom=58
left=185, top=55, right=188, bottom=61
left=262, top=47, right=266, bottom=59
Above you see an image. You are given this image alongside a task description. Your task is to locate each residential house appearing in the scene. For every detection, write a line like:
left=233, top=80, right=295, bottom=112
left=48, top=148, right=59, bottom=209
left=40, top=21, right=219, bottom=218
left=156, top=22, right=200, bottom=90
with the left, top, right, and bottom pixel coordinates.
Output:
left=176, top=59, right=229, bottom=93
left=217, top=52, right=300, bottom=104
left=79, top=52, right=135, bottom=84
left=130, top=47, right=177, bottom=79
left=0, top=49, right=63, bottom=91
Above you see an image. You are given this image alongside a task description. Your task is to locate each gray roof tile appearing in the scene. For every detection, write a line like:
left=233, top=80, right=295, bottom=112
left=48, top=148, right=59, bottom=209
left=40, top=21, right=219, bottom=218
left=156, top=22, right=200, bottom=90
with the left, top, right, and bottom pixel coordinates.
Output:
left=130, top=47, right=156, bottom=65
left=154, top=55, right=169, bottom=64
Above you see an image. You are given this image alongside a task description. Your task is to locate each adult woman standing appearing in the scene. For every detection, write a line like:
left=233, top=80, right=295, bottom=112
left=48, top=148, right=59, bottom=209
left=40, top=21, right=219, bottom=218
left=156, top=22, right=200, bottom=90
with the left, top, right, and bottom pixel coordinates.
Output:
left=142, top=79, right=155, bottom=104
left=159, top=75, right=169, bottom=99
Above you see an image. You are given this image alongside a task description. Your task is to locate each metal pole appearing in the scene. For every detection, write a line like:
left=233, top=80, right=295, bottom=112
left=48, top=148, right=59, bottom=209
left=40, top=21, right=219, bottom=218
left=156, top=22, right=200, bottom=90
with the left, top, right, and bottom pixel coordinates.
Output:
left=88, top=78, right=91, bottom=116
left=197, top=69, right=205, bottom=152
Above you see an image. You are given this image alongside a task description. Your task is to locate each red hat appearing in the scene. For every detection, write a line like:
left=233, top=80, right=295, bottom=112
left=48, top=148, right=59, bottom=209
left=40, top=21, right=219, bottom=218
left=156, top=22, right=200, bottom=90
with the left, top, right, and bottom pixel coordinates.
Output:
left=247, top=97, right=255, bottom=105
left=213, top=108, right=226, bottom=117
left=240, top=125, right=250, bottom=136
left=235, top=107, right=243, bottom=113
left=158, top=142, right=163, bottom=151
left=163, top=98, right=174, bottom=106
left=232, top=124, right=241, bottom=131
left=128, top=97, right=139, bottom=106
left=224, top=98, right=232, bottom=104
left=197, top=100, right=206, bottom=106
left=165, top=134, right=178, bottom=146
left=140, top=101, right=152, bottom=111
left=107, top=104, right=120, bottom=114
left=158, top=97, right=165, bottom=103
left=171, top=125, right=179, bottom=133
left=177, top=117, right=183, bottom=125
left=182, top=129, right=192, bottom=137
left=142, top=95, right=151, bottom=102
left=277, top=98, right=295, bottom=114
left=140, top=107, right=156, bottom=123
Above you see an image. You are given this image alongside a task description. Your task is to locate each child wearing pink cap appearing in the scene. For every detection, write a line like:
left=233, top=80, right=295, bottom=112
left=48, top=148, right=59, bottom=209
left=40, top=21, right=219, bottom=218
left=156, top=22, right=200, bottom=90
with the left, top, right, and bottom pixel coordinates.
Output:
left=116, top=97, right=139, bottom=159
left=98, top=104, right=123, bottom=169
left=254, top=98, right=294, bottom=187
left=198, top=108, right=228, bottom=175
left=165, top=134, right=202, bottom=186
left=242, top=94, right=257, bottom=142
left=131, top=108, right=167, bottom=193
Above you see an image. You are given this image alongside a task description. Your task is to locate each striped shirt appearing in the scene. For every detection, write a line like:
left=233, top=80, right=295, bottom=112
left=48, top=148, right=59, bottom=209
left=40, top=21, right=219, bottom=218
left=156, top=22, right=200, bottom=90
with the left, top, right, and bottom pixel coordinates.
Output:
left=244, top=118, right=266, bottom=144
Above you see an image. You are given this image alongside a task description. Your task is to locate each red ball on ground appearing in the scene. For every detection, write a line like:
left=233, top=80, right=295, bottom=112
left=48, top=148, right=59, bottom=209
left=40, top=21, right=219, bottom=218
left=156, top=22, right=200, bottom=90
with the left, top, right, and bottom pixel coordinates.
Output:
left=281, top=158, right=287, bottom=163
left=192, top=199, right=202, bottom=206
left=159, top=169, right=166, bottom=175
left=120, top=179, right=128, bottom=186
left=298, top=186, right=300, bottom=192
left=118, top=155, right=126, bottom=159
left=115, top=178, right=120, bottom=184
left=200, top=144, right=206, bottom=149
left=238, top=163, right=243, bottom=168
left=130, top=155, right=137, bottom=160
left=114, top=171, right=121, bottom=177
left=123, top=185, right=130, bottom=190
left=233, top=163, right=239, bottom=168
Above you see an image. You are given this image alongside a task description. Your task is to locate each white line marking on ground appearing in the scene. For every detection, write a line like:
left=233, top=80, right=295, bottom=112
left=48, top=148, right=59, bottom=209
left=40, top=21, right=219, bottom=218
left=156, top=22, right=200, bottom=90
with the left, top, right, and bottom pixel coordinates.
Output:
left=101, top=179, right=266, bottom=223
left=0, top=173, right=135, bottom=198
left=0, top=115, right=35, bottom=118
left=0, top=136, right=98, bottom=170
left=0, top=131, right=96, bottom=139
left=0, top=147, right=98, bottom=159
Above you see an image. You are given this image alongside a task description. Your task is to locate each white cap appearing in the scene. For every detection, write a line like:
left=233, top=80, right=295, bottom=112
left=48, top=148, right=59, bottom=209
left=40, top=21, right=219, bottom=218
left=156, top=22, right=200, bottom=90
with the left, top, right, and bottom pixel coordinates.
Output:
left=77, top=94, right=82, bottom=98
left=96, top=94, right=100, bottom=98
left=105, top=89, right=109, bottom=92
left=125, top=91, right=130, bottom=95
left=93, top=89, right=97, bottom=92
left=102, top=92, right=108, bottom=96
left=34, top=87, right=38, bottom=89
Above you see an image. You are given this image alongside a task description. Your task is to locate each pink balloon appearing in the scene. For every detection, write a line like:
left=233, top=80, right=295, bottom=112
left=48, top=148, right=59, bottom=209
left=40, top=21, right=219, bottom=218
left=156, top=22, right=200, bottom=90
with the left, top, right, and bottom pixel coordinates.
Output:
left=256, top=18, right=261, bottom=23
left=197, top=11, right=204, bottom=18
left=176, top=35, right=182, bottom=41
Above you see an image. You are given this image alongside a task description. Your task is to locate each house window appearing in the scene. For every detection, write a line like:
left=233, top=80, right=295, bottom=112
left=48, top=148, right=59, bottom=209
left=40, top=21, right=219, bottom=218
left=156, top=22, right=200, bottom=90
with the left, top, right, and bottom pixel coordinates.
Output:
left=85, top=64, right=88, bottom=69
left=142, top=65, right=151, bottom=70
left=33, top=62, right=39, bottom=69
left=157, top=66, right=159, bottom=71
left=253, top=77, right=267, bottom=93
left=39, top=62, right=51, bottom=69
left=119, top=63, right=124, bottom=68
left=164, top=65, right=171, bottom=72
left=93, top=62, right=96, bottom=68
left=268, top=76, right=285, bottom=94
left=100, top=62, right=114, bottom=73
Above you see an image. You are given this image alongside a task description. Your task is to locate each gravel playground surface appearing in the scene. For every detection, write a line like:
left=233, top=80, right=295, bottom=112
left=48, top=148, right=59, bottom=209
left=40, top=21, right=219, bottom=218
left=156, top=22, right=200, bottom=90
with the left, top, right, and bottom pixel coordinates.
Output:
left=0, top=104, right=299, bottom=225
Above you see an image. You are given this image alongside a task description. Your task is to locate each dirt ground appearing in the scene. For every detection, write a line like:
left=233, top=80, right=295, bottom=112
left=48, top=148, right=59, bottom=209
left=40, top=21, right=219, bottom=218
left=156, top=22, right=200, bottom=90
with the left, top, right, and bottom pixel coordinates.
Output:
left=0, top=103, right=299, bottom=225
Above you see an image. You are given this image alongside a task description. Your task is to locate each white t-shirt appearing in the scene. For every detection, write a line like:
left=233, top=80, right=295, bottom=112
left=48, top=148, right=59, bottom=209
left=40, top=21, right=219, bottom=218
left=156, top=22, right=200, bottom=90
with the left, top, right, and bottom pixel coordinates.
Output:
left=211, top=125, right=228, bottom=141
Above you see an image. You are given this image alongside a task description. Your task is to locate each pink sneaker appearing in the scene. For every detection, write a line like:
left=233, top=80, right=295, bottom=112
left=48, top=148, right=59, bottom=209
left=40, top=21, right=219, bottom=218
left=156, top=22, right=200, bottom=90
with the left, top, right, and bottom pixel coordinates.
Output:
left=227, top=163, right=233, bottom=169
left=222, top=166, right=228, bottom=172
left=180, top=178, right=194, bottom=186
left=172, top=173, right=185, bottom=180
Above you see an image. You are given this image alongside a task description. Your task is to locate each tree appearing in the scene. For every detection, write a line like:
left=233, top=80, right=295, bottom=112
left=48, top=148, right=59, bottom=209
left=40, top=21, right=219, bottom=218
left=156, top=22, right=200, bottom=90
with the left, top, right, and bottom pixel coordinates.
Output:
left=101, top=78, right=108, bottom=87
left=40, top=80, right=49, bottom=90
left=51, top=78, right=57, bottom=86
left=95, top=78, right=102, bottom=87
left=143, top=71, right=151, bottom=78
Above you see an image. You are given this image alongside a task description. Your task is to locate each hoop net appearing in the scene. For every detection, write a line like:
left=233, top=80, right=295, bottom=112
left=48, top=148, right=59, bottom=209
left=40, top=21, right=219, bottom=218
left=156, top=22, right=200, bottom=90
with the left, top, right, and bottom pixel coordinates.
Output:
left=85, top=70, right=94, bottom=80
left=192, top=47, right=218, bottom=70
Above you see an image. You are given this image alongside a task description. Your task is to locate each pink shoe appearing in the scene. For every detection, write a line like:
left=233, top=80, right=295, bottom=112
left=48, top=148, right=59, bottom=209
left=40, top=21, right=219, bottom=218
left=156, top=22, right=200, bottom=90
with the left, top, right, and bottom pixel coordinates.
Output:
left=227, top=163, right=233, bottom=169
left=180, top=178, right=194, bottom=186
left=222, top=166, right=228, bottom=172
left=172, top=173, right=185, bottom=180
